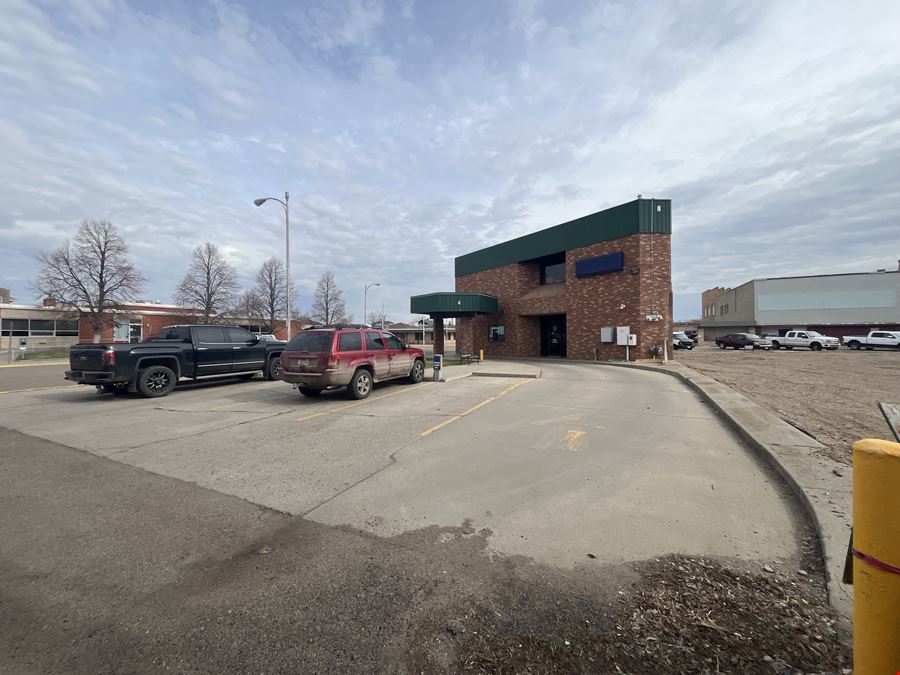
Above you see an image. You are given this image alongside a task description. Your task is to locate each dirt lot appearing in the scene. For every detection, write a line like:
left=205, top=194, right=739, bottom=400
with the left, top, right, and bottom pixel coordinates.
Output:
left=677, top=346, right=900, bottom=464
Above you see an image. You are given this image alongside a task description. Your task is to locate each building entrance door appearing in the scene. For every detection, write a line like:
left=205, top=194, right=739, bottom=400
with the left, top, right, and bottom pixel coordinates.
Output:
left=540, top=315, right=566, bottom=357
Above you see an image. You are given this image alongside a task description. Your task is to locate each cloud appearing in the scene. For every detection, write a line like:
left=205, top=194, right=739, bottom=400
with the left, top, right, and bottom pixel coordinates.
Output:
left=2, top=0, right=899, bottom=324
left=287, top=0, right=385, bottom=52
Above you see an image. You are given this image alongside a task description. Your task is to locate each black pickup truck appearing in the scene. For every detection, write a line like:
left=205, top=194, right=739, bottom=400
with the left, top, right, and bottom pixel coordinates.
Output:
left=65, top=325, right=285, bottom=397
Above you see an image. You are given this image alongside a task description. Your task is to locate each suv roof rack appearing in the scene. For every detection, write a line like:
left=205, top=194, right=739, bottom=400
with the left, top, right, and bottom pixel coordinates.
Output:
left=305, top=323, right=372, bottom=330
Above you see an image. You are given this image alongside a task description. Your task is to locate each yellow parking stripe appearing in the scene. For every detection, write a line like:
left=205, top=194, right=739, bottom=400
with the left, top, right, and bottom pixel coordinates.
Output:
left=420, top=378, right=532, bottom=437
left=0, top=384, right=77, bottom=395
left=0, top=361, right=68, bottom=368
left=296, top=381, right=435, bottom=422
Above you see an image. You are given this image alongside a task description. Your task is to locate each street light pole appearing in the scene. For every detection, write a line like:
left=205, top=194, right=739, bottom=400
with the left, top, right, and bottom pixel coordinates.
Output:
left=364, top=282, right=380, bottom=327
left=253, top=193, right=291, bottom=342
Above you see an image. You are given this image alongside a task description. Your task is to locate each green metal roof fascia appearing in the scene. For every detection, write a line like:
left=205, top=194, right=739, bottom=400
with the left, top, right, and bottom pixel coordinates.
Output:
left=410, top=292, right=499, bottom=315
left=454, top=198, right=671, bottom=277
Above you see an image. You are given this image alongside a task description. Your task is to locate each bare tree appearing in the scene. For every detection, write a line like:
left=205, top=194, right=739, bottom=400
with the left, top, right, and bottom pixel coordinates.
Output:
left=310, top=271, right=350, bottom=325
left=253, top=256, right=291, bottom=331
left=34, top=220, right=145, bottom=342
left=235, top=289, right=264, bottom=327
left=174, top=242, right=240, bottom=323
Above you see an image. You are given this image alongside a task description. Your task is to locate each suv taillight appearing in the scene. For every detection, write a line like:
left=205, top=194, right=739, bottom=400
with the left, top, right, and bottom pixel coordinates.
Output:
left=102, top=350, right=116, bottom=365
left=327, top=355, right=340, bottom=369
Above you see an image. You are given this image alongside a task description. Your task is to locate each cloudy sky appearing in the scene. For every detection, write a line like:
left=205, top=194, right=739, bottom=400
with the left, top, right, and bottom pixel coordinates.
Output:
left=2, top=0, right=899, bottom=321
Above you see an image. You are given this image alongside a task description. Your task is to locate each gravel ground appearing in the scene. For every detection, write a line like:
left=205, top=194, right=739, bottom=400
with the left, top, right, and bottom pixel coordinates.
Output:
left=403, top=532, right=846, bottom=674
left=676, top=346, right=900, bottom=464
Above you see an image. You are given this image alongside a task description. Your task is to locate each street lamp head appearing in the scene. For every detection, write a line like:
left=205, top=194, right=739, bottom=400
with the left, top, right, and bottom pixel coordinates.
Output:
left=253, top=198, right=267, bottom=207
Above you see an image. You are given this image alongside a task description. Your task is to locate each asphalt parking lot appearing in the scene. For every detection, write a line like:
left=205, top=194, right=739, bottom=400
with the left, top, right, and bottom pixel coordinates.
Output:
left=0, top=360, right=841, bottom=671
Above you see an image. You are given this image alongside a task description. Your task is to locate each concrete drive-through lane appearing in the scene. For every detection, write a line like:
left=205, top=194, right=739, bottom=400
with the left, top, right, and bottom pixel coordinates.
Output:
left=1, top=360, right=803, bottom=570
left=309, top=361, right=802, bottom=566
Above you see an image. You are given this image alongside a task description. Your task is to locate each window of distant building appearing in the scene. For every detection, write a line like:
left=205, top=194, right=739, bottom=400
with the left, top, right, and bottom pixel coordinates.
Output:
left=539, top=252, right=566, bottom=285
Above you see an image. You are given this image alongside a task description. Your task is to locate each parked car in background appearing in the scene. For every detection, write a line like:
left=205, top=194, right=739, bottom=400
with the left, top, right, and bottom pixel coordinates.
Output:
left=279, top=326, right=426, bottom=399
left=672, top=332, right=695, bottom=350
left=715, top=333, right=773, bottom=350
left=842, top=331, right=900, bottom=350
left=684, top=330, right=699, bottom=343
left=768, top=330, right=840, bottom=351
left=65, top=325, right=285, bottom=398
left=255, top=334, right=284, bottom=343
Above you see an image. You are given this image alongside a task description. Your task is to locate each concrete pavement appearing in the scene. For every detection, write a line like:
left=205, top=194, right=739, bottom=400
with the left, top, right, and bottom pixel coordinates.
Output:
left=604, top=359, right=854, bottom=628
left=0, top=362, right=802, bottom=570
left=0, top=361, right=72, bottom=394
left=309, top=361, right=803, bottom=568
left=0, top=359, right=827, bottom=672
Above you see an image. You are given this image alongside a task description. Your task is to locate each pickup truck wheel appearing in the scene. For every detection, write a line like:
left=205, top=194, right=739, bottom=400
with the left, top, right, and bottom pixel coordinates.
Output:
left=265, top=357, right=282, bottom=381
left=137, top=365, right=177, bottom=398
left=298, top=387, right=322, bottom=397
left=348, top=369, right=372, bottom=400
left=718, top=343, right=726, bottom=349
left=848, top=341, right=861, bottom=350
left=771, top=341, right=780, bottom=350
left=810, top=342, right=822, bottom=351
left=408, top=359, right=425, bottom=384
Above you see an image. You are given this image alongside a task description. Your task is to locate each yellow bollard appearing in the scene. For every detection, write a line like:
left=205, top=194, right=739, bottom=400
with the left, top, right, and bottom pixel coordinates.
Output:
left=479, top=349, right=483, bottom=362
left=852, top=438, right=900, bottom=674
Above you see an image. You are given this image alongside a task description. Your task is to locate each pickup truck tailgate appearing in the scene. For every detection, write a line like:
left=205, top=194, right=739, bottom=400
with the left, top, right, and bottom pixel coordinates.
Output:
left=69, top=346, right=107, bottom=370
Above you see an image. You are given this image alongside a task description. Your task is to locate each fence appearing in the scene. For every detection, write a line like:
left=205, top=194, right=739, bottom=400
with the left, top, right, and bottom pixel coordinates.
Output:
left=1, top=344, right=70, bottom=365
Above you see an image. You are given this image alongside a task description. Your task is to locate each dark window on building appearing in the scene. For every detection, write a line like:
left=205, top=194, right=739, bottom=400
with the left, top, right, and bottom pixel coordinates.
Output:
left=30, top=319, right=55, bottom=336
left=539, top=252, right=566, bottom=285
left=338, top=331, right=362, bottom=351
left=55, top=320, right=79, bottom=336
left=1, top=319, right=29, bottom=336
left=365, top=331, right=385, bottom=350
left=489, top=325, right=505, bottom=341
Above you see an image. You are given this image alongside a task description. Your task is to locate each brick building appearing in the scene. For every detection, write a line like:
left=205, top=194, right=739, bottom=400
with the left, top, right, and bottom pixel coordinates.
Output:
left=76, top=302, right=309, bottom=343
left=412, top=198, right=672, bottom=361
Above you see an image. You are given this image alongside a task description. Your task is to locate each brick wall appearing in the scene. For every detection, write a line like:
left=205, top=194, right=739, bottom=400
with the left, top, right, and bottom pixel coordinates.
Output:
left=456, top=232, right=672, bottom=361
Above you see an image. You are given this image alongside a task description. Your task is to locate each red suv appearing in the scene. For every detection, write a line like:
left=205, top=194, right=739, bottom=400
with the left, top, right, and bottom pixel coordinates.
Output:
left=279, top=327, right=426, bottom=399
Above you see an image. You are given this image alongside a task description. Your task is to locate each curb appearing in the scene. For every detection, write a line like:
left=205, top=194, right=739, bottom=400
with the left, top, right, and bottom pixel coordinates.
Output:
left=0, top=359, right=70, bottom=368
left=597, top=360, right=852, bottom=634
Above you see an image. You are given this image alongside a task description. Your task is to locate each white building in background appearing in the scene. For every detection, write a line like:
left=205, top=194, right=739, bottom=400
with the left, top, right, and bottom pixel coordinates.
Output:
left=0, top=297, right=80, bottom=351
left=700, top=263, right=900, bottom=341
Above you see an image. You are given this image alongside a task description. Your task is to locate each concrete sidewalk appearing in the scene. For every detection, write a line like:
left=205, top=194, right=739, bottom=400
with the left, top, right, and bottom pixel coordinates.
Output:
left=599, top=360, right=853, bottom=630
left=426, top=359, right=541, bottom=382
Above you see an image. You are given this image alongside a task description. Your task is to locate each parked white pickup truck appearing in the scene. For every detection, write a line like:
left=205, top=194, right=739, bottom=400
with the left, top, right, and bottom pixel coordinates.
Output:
left=768, top=331, right=840, bottom=351
left=842, top=331, right=900, bottom=350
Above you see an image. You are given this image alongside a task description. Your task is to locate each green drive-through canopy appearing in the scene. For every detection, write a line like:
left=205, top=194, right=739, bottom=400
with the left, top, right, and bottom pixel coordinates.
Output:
left=410, top=292, right=499, bottom=317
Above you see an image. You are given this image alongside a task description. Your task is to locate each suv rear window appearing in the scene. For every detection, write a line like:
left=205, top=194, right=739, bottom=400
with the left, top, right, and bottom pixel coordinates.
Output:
left=338, top=331, right=362, bottom=351
left=286, top=331, right=334, bottom=352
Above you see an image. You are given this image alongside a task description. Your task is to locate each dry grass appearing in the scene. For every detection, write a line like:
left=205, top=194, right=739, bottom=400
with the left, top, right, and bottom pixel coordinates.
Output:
left=677, top=347, right=900, bottom=464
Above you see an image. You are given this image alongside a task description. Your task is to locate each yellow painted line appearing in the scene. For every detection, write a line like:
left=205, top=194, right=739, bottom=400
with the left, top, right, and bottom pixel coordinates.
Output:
left=0, top=361, right=68, bottom=368
left=295, top=411, right=331, bottom=423
left=420, top=378, right=533, bottom=437
left=0, top=384, right=77, bottom=395
left=419, top=414, right=463, bottom=436
left=564, top=429, right=586, bottom=452
left=296, top=381, right=435, bottom=422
